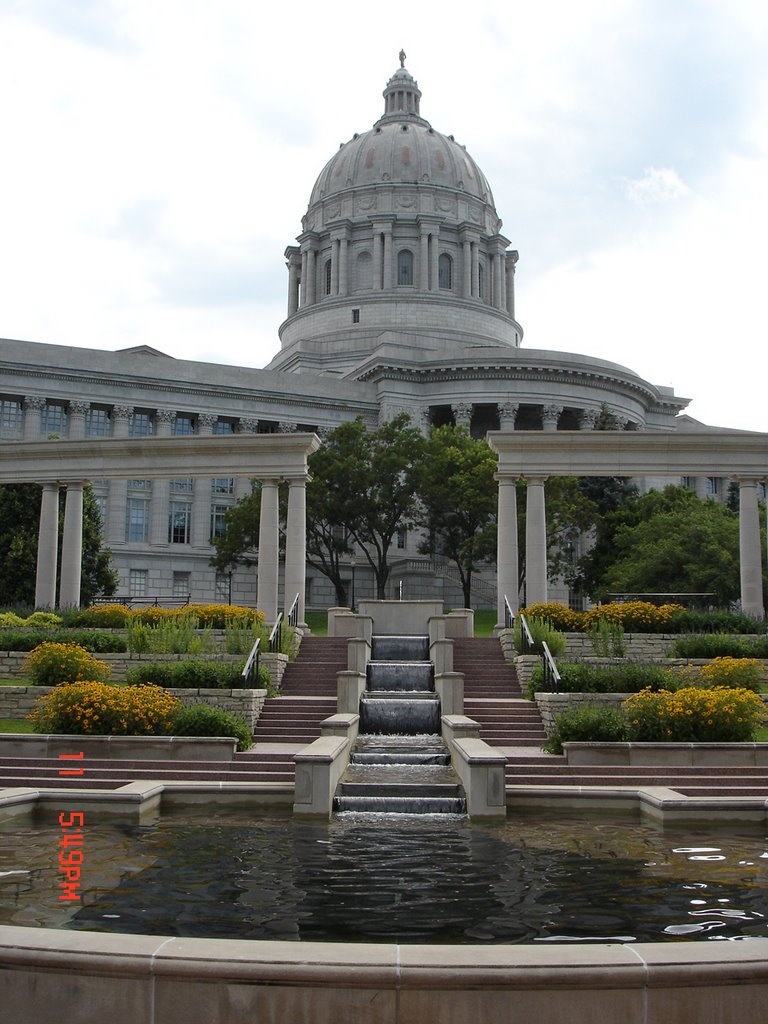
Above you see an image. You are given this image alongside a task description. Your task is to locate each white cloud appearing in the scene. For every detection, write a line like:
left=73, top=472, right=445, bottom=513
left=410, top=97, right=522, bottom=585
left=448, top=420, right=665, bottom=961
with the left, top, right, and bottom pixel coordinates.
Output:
left=623, top=167, right=690, bottom=205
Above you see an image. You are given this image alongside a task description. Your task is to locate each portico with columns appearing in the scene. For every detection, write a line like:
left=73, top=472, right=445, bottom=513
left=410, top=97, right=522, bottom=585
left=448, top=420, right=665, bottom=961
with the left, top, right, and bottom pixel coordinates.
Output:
left=4, top=434, right=319, bottom=621
left=489, top=431, right=768, bottom=626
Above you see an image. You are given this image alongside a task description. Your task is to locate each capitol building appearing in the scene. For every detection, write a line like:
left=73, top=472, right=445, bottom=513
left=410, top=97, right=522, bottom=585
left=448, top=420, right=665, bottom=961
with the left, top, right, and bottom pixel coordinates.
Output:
left=1, top=58, right=724, bottom=611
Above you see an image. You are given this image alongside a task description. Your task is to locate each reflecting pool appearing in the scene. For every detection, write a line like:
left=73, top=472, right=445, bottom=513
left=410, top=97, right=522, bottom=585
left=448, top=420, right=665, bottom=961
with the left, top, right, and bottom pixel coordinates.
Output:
left=2, top=809, right=767, bottom=944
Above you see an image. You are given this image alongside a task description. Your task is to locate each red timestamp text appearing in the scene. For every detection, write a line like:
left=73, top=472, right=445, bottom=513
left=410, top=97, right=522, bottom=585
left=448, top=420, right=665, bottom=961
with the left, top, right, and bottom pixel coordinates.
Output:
left=58, top=811, right=85, bottom=901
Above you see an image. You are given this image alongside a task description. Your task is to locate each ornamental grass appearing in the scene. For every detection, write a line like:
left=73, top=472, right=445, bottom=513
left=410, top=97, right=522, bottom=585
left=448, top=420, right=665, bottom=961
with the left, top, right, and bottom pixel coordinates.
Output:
left=25, top=642, right=111, bottom=686
left=28, top=681, right=180, bottom=735
left=623, top=686, right=766, bottom=743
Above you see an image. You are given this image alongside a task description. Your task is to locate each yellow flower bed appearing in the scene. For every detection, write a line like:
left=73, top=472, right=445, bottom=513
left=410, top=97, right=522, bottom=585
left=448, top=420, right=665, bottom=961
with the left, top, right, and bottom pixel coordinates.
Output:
left=672, top=657, right=763, bottom=692
left=623, top=686, right=766, bottom=743
left=25, top=642, right=111, bottom=686
left=29, top=681, right=181, bottom=736
left=582, top=601, right=684, bottom=632
left=76, top=603, right=264, bottom=630
left=520, top=603, right=585, bottom=631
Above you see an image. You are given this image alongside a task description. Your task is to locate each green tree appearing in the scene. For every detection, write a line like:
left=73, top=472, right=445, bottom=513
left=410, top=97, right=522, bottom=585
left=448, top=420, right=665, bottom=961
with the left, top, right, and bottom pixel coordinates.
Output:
left=211, top=416, right=426, bottom=603
left=579, top=485, right=754, bottom=606
left=415, top=426, right=497, bottom=608
left=0, top=484, right=117, bottom=607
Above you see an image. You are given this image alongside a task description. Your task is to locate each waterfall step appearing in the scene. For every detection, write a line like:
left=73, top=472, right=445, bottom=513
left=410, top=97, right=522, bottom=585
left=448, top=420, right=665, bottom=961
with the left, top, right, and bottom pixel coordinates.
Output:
left=350, top=751, right=451, bottom=765
left=338, top=782, right=464, bottom=797
left=371, top=636, right=429, bottom=661
left=334, top=795, right=467, bottom=814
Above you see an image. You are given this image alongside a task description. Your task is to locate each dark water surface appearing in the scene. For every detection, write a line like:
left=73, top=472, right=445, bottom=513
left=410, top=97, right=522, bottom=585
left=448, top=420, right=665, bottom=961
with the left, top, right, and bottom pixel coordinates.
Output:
left=2, top=809, right=768, bottom=944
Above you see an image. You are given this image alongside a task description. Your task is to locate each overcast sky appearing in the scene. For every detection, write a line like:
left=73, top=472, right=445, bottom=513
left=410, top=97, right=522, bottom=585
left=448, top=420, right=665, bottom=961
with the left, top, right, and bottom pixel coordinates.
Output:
left=1, top=0, right=767, bottom=431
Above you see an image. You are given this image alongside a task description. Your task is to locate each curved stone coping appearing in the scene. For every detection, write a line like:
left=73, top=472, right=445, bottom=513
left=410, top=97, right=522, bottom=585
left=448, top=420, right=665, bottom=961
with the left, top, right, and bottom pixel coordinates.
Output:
left=0, top=733, right=238, bottom=761
left=1, top=925, right=768, bottom=1024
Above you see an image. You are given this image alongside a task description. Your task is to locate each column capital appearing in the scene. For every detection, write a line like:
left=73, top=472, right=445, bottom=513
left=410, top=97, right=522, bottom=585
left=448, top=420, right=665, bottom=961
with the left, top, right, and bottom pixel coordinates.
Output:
left=197, top=413, right=217, bottom=432
left=24, top=396, right=47, bottom=411
left=156, top=409, right=177, bottom=425
left=278, top=421, right=298, bottom=433
left=112, top=405, right=134, bottom=420
left=452, top=402, right=473, bottom=426
left=542, top=404, right=563, bottom=430
left=237, top=418, right=259, bottom=434
left=68, top=401, right=90, bottom=416
left=578, top=408, right=599, bottom=430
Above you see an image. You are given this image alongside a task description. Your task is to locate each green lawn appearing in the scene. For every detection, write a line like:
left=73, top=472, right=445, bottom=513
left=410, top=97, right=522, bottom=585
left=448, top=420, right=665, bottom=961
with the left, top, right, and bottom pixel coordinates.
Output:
left=0, top=717, right=34, bottom=733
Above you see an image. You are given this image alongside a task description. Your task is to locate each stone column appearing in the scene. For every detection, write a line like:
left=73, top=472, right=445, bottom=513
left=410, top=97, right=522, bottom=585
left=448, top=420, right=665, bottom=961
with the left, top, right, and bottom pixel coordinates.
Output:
left=420, top=229, right=430, bottom=290
left=578, top=409, right=598, bottom=430
left=299, top=250, right=308, bottom=308
left=496, top=476, right=519, bottom=629
left=306, top=248, right=317, bottom=305
left=284, top=478, right=308, bottom=626
left=739, top=478, right=765, bottom=619
left=505, top=250, right=518, bottom=319
left=150, top=410, right=174, bottom=546
left=542, top=405, right=562, bottom=432
left=68, top=401, right=89, bottom=439
left=452, top=402, right=473, bottom=430
left=286, top=248, right=301, bottom=315
left=525, top=477, right=548, bottom=606
left=23, top=396, right=46, bottom=440
left=471, top=242, right=480, bottom=298
left=35, top=483, right=60, bottom=608
left=59, top=482, right=84, bottom=608
left=257, top=480, right=280, bottom=621
left=106, top=405, right=133, bottom=547
left=491, top=253, right=503, bottom=310
left=383, top=228, right=393, bottom=290
left=462, top=238, right=472, bottom=297
left=331, top=238, right=340, bottom=295
left=430, top=230, right=439, bottom=292
left=498, top=402, right=519, bottom=431
left=373, top=232, right=383, bottom=290
left=340, top=236, right=350, bottom=296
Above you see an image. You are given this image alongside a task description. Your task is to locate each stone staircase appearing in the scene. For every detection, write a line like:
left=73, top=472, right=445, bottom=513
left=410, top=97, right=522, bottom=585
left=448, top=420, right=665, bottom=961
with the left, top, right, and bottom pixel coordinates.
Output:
left=452, top=637, right=548, bottom=748
left=249, top=635, right=346, bottom=745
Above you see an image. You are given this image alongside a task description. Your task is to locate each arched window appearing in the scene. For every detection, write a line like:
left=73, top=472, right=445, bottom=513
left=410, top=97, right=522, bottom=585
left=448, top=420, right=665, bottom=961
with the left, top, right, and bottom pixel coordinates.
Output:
left=356, top=251, right=372, bottom=291
left=324, top=259, right=332, bottom=296
left=478, top=262, right=485, bottom=300
left=397, top=249, right=414, bottom=286
left=438, top=253, right=453, bottom=290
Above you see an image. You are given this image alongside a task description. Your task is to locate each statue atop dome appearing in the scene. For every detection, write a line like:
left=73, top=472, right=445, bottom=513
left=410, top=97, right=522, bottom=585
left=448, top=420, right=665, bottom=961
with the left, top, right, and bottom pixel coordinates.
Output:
left=399, top=49, right=406, bottom=68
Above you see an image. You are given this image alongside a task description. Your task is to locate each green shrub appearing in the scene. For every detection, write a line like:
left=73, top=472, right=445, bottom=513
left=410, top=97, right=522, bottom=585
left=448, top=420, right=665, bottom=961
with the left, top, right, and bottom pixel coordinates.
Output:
left=0, top=629, right=127, bottom=653
left=545, top=703, right=628, bottom=754
left=24, top=611, right=63, bottom=628
left=126, top=615, right=216, bottom=655
left=124, top=660, right=248, bottom=689
left=514, top=616, right=566, bottom=657
left=667, top=634, right=768, bottom=659
left=171, top=704, right=252, bottom=751
left=0, top=612, right=28, bottom=628
left=587, top=616, right=626, bottom=658
left=666, top=609, right=768, bottom=635
left=527, top=661, right=672, bottom=698
left=25, top=642, right=111, bottom=686
left=624, top=686, right=767, bottom=742
left=28, top=681, right=180, bottom=735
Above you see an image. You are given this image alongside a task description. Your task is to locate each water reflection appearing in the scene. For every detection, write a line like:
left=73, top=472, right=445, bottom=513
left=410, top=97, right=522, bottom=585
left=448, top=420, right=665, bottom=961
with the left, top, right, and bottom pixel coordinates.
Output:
left=1, top=811, right=767, bottom=944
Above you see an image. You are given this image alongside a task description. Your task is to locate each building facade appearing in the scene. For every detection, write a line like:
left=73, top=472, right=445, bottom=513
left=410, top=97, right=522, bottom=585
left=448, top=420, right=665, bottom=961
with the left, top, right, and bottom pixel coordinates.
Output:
left=2, top=59, right=733, bottom=611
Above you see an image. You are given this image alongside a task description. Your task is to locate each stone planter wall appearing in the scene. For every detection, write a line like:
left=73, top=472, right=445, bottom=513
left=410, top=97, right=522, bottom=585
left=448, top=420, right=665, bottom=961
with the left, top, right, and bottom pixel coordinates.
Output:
left=0, top=686, right=267, bottom=730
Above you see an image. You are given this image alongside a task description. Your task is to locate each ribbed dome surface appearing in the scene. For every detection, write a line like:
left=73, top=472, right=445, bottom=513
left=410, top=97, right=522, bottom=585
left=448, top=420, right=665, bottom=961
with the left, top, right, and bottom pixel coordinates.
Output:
left=308, top=119, right=495, bottom=206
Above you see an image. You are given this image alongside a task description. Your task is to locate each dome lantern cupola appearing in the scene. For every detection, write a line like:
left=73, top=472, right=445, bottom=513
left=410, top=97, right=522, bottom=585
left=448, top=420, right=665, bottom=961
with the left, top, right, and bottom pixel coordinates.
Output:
left=377, top=51, right=429, bottom=127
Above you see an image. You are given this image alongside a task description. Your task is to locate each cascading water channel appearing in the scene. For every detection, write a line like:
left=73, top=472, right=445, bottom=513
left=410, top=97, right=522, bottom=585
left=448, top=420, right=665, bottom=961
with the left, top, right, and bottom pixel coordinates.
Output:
left=334, top=635, right=467, bottom=815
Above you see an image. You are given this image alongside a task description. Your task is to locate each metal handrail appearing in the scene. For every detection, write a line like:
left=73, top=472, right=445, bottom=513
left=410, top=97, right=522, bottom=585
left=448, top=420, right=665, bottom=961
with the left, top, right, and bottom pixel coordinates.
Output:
left=286, top=593, right=300, bottom=629
left=541, top=641, right=561, bottom=693
left=518, top=613, right=535, bottom=654
left=241, top=637, right=261, bottom=687
left=268, top=613, right=283, bottom=654
left=503, top=595, right=514, bottom=629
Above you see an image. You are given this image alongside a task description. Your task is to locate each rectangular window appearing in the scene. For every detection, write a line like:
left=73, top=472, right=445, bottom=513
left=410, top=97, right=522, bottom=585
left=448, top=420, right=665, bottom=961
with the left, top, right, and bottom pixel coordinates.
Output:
left=126, top=498, right=150, bottom=543
left=172, top=572, right=190, bottom=599
left=212, top=478, right=235, bottom=495
left=86, top=408, right=110, bottom=436
left=171, top=478, right=193, bottom=492
left=0, top=400, right=22, bottom=434
left=169, top=501, right=192, bottom=544
left=215, top=572, right=231, bottom=602
left=397, top=526, right=407, bottom=550
left=42, top=403, right=67, bottom=436
left=214, top=419, right=234, bottom=435
left=129, top=569, right=148, bottom=598
left=93, top=493, right=107, bottom=524
left=130, top=413, right=154, bottom=437
left=706, top=477, right=720, bottom=497
left=174, top=415, right=194, bottom=436
left=759, top=482, right=767, bottom=502
left=128, top=479, right=151, bottom=489
left=211, top=503, right=230, bottom=540
left=352, top=308, right=360, bottom=323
